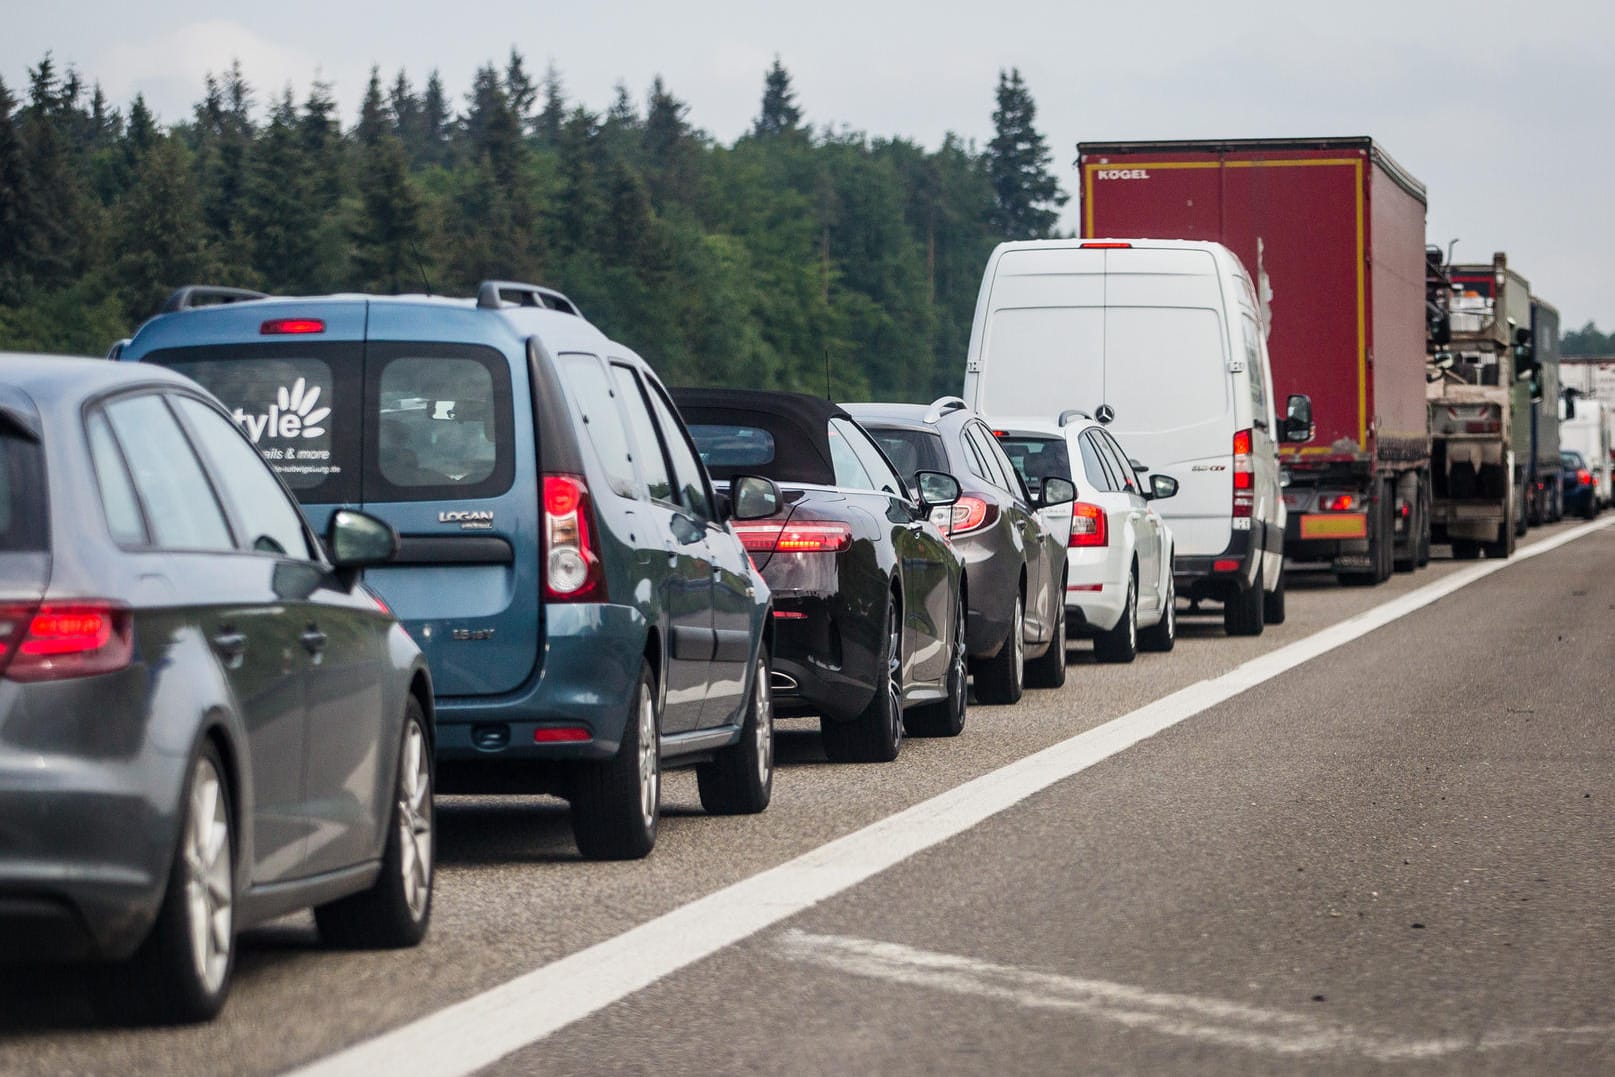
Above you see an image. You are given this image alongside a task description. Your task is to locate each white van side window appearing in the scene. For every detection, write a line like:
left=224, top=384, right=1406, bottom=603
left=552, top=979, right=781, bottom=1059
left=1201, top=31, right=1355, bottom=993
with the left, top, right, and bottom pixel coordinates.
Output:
left=1241, top=315, right=1268, bottom=425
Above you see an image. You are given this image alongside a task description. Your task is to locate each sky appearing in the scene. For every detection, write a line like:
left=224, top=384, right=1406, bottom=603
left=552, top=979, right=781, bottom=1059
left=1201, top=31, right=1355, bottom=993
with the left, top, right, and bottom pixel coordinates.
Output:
left=6, top=0, right=1611, bottom=332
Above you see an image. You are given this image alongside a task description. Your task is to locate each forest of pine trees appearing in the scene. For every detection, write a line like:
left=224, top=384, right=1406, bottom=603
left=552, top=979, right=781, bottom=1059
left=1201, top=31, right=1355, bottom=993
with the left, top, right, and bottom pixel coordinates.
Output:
left=0, top=55, right=1071, bottom=401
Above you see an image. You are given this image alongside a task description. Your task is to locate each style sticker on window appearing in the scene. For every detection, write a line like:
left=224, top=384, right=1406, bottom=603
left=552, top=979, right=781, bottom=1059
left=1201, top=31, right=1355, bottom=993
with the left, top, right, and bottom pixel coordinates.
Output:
left=230, top=378, right=341, bottom=478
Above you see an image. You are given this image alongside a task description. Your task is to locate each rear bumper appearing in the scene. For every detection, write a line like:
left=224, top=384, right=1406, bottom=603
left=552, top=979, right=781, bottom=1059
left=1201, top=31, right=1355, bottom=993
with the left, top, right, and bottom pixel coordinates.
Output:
left=1064, top=544, right=1127, bottom=633
left=433, top=602, right=646, bottom=773
left=770, top=594, right=878, bottom=722
left=1175, top=522, right=1277, bottom=597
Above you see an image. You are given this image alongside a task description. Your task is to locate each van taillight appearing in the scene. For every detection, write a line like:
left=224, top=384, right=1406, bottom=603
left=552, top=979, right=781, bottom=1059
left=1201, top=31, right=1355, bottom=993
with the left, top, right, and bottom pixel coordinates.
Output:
left=1069, top=502, right=1108, bottom=547
left=1080, top=242, right=1133, bottom=249
left=542, top=474, right=605, bottom=602
left=0, top=601, right=134, bottom=682
left=1232, top=428, right=1255, bottom=519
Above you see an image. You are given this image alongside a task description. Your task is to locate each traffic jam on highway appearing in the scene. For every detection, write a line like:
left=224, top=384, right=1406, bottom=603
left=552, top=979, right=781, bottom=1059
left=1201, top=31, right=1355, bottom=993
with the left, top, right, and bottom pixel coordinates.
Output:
left=2, top=135, right=1608, bottom=1052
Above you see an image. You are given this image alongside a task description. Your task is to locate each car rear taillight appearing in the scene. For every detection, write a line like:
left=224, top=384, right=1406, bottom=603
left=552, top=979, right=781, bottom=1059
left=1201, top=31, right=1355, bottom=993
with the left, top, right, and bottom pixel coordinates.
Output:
left=948, top=496, right=994, bottom=536
left=0, top=601, right=133, bottom=682
left=1069, top=502, right=1108, bottom=547
left=731, top=521, right=853, bottom=554
left=543, top=474, right=605, bottom=602
left=1578, top=468, right=1592, bottom=486
left=260, top=318, right=326, bottom=335
left=1232, top=428, right=1254, bottom=518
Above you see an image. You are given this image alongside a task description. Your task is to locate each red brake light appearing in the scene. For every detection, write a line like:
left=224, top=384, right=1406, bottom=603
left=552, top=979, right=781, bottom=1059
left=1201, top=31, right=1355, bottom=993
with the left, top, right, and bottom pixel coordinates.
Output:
left=1232, top=429, right=1253, bottom=456
left=1578, top=468, right=1592, bottom=485
left=1321, top=494, right=1356, bottom=512
left=0, top=601, right=133, bottom=682
left=1213, top=559, right=1242, bottom=573
left=774, top=522, right=853, bottom=553
left=1080, top=242, right=1133, bottom=249
left=542, top=474, right=605, bottom=602
left=260, top=318, right=326, bottom=335
left=1232, top=428, right=1254, bottom=518
left=1069, top=502, right=1109, bottom=547
left=949, top=496, right=993, bottom=536
left=1233, top=470, right=1254, bottom=491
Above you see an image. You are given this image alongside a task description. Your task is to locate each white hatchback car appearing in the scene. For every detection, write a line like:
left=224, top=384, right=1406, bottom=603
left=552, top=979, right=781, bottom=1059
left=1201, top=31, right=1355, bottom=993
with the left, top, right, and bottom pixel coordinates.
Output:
left=995, top=413, right=1178, bottom=661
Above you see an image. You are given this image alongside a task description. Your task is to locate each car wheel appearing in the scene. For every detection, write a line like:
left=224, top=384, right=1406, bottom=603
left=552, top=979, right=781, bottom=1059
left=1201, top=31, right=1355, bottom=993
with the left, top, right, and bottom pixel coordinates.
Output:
left=572, top=660, right=660, bottom=859
left=1139, top=572, right=1176, bottom=652
left=1024, top=577, right=1068, bottom=687
left=1261, top=564, right=1287, bottom=625
left=823, top=596, right=904, bottom=762
left=100, top=741, right=235, bottom=1024
left=907, top=586, right=968, bottom=735
left=1094, top=572, right=1138, bottom=662
left=1224, top=563, right=1265, bottom=637
left=698, top=648, right=775, bottom=813
left=973, top=592, right=1025, bottom=704
left=316, top=696, right=434, bottom=948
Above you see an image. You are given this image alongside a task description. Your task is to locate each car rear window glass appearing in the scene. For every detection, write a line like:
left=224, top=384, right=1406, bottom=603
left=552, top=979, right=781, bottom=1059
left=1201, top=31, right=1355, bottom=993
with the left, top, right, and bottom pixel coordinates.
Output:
left=996, top=435, right=1073, bottom=491
left=866, top=427, right=947, bottom=480
left=377, top=356, right=498, bottom=488
left=644, top=382, right=713, bottom=518
left=105, top=394, right=235, bottom=551
left=0, top=429, right=45, bottom=552
left=174, top=396, right=313, bottom=559
left=687, top=424, right=777, bottom=470
left=154, top=350, right=357, bottom=503
left=560, top=355, right=639, bottom=498
left=85, top=410, right=148, bottom=546
left=1077, top=432, right=1118, bottom=493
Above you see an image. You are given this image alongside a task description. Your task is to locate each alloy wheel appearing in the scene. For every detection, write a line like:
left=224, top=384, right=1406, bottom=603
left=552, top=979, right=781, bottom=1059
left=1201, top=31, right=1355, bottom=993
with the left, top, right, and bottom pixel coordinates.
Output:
left=397, top=719, right=433, bottom=921
left=1012, top=596, right=1024, bottom=685
left=637, top=682, right=660, bottom=829
left=753, top=657, right=774, bottom=788
left=183, top=756, right=233, bottom=996
left=886, top=603, right=903, bottom=751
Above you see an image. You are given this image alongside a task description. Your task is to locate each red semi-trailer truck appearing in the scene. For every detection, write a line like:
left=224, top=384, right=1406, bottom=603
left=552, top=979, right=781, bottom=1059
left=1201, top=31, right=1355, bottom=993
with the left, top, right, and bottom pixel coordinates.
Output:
left=1077, top=138, right=1432, bottom=582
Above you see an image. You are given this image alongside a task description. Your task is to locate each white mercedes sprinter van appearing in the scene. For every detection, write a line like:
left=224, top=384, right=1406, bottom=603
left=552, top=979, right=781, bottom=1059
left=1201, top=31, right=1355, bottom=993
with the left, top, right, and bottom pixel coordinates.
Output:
left=963, top=239, right=1313, bottom=636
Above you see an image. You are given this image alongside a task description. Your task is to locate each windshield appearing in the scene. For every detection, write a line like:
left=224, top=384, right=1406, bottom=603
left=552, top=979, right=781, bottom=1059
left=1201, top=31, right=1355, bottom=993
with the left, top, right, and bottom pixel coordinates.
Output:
left=864, top=427, right=948, bottom=479
left=995, top=434, right=1072, bottom=490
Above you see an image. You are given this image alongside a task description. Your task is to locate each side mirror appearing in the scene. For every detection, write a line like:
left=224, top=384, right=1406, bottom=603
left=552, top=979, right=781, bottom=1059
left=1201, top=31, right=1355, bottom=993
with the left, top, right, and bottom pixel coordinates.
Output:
left=1148, top=474, right=1180, bottom=501
left=1513, top=325, right=1538, bottom=378
left=1281, top=393, right=1315, bottom=444
left=326, top=509, right=399, bottom=575
left=1038, top=476, right=1076, bottom=508
left=729, top=474, right=782, bottom=521
left=914, top=470, right=961, bottom=511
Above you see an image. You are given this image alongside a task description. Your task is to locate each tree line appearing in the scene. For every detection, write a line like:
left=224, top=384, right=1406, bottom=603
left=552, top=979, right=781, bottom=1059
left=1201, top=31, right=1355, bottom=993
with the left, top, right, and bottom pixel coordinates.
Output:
left=0, top=53, right=1068, bottom=401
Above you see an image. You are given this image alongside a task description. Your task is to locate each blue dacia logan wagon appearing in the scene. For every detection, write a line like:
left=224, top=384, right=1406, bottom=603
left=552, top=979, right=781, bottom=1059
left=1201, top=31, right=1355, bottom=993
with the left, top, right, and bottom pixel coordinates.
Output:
left=120, top=282, right=779, bottom=860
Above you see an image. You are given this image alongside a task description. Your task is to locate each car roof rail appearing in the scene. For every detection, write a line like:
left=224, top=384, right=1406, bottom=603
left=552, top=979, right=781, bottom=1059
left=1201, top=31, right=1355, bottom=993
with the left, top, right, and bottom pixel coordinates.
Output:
left=1057, top=408, right=1092, bottom=427
left=923, top=396, right=969, bottom=424
left=160, top=285, right=271, bottom=314
left=475, top=280, right=581, bottom=316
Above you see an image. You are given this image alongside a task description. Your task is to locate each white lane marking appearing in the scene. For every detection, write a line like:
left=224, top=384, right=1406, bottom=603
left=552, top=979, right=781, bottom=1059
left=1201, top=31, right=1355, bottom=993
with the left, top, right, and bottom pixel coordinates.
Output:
left=288, top=520, right=1613, bottom=1077
left=776, top=930, right=1615, bottom=1062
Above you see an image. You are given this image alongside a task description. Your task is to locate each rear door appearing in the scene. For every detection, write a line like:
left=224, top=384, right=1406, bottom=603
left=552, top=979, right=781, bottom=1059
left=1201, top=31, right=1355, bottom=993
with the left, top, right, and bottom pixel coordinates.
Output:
left=359, top=312, right=535, bottom=699
left=1096, top=428, right=1161, bottom=605
left=966, top=419, right=1048, bottom=638
left=1100, top=250, right=1235, bottom=559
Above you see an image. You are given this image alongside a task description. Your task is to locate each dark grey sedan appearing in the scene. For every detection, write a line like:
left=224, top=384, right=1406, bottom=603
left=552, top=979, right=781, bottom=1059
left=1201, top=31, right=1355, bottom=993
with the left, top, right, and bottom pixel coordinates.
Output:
left=845, top=398, right=1073, bottom=704
left=0, top=355, right=434, bottom=1023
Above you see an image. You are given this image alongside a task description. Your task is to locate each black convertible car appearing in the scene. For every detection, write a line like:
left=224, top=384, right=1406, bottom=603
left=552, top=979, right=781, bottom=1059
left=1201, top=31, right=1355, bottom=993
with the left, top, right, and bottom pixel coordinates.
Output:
left=674, top=389, right=966, bottom=763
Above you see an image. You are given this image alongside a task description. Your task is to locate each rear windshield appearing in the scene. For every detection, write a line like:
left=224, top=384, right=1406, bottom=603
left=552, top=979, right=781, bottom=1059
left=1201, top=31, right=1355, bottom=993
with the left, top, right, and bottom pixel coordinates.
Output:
left=0, top=429, right=46, bottom=552
left=996, top=435, right=1072, bottom=489
left=687, top=424, right=777, bottom=470
left=865, top=427, right=948, bottom=479
left=148, top=341, right=514, bottom=506
left=1563, top=451, right=1585, bottom=468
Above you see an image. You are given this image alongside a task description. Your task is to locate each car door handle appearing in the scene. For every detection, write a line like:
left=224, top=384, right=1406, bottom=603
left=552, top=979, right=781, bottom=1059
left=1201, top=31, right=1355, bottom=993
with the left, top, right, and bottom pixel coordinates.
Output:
left=211, top=630, right=247, bottom=661
left=300, top=627, right=328, bottom=655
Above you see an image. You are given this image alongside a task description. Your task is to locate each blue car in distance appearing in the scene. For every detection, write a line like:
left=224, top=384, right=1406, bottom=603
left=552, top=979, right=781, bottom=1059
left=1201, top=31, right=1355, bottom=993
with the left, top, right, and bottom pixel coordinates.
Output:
left=120, top=282, right=780, bottom=860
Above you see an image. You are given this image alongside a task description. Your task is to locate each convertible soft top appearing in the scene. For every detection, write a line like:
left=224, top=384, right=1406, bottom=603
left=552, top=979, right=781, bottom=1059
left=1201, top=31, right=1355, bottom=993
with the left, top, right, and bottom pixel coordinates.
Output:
left=671, top=388, right=850, bottom=486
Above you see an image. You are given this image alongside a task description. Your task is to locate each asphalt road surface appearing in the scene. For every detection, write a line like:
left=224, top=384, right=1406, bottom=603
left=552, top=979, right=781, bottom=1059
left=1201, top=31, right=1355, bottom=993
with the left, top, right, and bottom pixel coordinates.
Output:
left=4, top=520, right=1612, bottom=1076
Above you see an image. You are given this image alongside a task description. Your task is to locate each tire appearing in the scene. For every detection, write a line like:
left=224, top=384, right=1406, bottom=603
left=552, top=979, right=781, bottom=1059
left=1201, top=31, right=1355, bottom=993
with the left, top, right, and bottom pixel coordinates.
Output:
left=101, top=741, right=235, bottom=1024
left=822, top=596, right=904, bottom=763
left=1224, top=563, right=1265, bottom=637
left=572, top=661, right=659, bottom=859
left=698, top=649, right=774, bottom=813
left=1024, top=577, right=1069, bottom=687
left=1394, top=477, right=1420, bottom=574
left=1340, top=481, right=1392, bottom=585
left=1262, top=563, right=1287, bottom=625
left=972, top=592, right=1025, bottom=704
left=1484, top=518, right=1516, bottom=560
left=1451, top=539, right=1481, bottom=560
left=906, top=587, right=969, bottom=735
left=1138, top=572, right=1176, bottom=652
left=1093, top=570, right=1138, bottom=663
left=316, top=697, right=434, bottom=948
left=1415, top=479, right=1432, bottom=568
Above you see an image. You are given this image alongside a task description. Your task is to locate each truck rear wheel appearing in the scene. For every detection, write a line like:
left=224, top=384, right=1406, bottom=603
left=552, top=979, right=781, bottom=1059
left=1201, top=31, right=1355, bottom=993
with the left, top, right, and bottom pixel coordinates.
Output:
left=1340, top=480, right=1393, bottom=585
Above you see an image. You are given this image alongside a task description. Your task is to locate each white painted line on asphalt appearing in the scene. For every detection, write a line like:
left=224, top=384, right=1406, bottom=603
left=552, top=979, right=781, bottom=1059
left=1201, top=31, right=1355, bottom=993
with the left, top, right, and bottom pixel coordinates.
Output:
left=287, top=519, right=1613, bottom=1077
left=775, top=930, right=1615, bottom=1062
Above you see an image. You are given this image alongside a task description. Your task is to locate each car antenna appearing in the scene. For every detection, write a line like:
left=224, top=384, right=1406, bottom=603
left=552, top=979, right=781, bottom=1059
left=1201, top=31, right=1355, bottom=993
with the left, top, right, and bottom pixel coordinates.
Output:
left=410, top=240, right=433, bottom=296
left=824, top=347, right=832, bottom=400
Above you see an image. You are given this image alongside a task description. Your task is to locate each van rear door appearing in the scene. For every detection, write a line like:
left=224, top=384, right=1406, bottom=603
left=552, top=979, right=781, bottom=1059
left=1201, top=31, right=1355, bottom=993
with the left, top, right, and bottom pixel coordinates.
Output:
left=358, top=307, right=541, bottom=698
left=1099, top=248, right=1235, bottom=559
